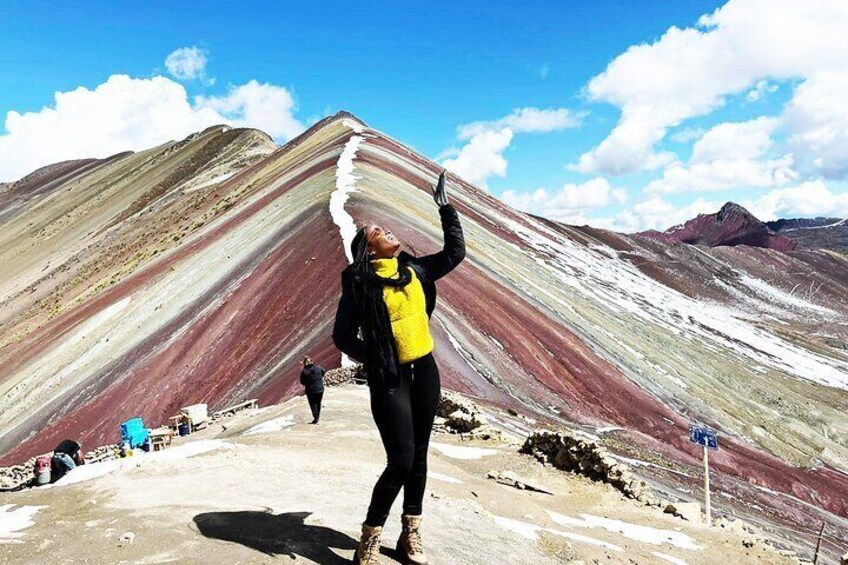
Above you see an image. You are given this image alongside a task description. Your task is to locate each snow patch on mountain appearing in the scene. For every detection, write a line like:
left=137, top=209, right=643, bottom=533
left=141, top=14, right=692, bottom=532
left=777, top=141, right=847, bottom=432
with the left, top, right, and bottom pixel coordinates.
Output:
left=493, top=208, right=848, bottom=390
left=0, top=504, right=45, bottom=544
left=546, top=510, right=703, bottom=550
left=494, top=516, right=624, bottom=550
left=330, top=127, right=365, bottom=263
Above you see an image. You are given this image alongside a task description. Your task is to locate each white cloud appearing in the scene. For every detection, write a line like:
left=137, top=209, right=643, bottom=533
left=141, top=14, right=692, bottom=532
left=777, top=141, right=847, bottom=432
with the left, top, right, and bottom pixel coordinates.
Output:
left=539, top=63, right=550, bottom=79
left=441, top=129, right=513, bottom=187
left=647, top=156, right=797, bottom=194
left=647, top=117, right=798, bottom=193
left=669, top=127, right=705, bottom=143
left=783, top=71, right=848, bottom=179
left=457, top=108, right=580, bottom=139
left=165, top=46, right=210, bottom=82
left=742, top=180, right=848, bottom=221
left=501, top=177, right=627, bottom=223
left=443, top=107, right=580, bottom=188
left=746, top=80, right=778, bottom=102
left=691, top=117, right=777, bottom=163
left=0, top=74, right=304, bottom=182
left=573, top=0, right=848, bottom=175
left=592, top=197, right=725, bottom=233
left=588, top=181, right=848, bottom=233
left=196, top=80, right=304, bottom=140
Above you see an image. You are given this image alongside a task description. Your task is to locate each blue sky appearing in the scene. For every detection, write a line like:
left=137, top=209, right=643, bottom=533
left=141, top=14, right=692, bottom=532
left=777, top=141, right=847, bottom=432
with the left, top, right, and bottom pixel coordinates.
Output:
left=2, top=0, right=846, bottom=231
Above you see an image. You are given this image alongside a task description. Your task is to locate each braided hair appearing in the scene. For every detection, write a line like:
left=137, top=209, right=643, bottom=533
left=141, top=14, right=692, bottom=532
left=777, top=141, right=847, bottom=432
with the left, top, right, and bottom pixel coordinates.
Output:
left=349, top=227, right=413, bottom=386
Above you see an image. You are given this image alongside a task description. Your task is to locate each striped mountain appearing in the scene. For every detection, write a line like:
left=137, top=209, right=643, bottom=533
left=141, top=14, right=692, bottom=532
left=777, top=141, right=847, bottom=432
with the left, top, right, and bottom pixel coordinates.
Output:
left=0, top=113, right=846, bottom=553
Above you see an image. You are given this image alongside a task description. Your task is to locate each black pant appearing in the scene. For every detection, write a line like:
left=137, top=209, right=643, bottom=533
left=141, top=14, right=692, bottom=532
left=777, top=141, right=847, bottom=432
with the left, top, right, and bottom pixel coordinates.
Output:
left=306, top=391, right=324, bottom=422
left=365, top=353, right=441, bottom=527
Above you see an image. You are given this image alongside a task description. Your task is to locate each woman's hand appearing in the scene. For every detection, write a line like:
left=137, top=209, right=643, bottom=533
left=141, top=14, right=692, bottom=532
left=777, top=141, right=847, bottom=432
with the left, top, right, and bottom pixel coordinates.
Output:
left=432, top=170, right=449, bottom=207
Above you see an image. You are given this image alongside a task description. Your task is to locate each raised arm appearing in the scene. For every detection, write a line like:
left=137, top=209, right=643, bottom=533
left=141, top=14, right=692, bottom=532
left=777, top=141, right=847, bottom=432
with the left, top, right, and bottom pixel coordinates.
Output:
left=415, top=171, right=466, bottom=281
left=332, top=272, right=368, bottom=363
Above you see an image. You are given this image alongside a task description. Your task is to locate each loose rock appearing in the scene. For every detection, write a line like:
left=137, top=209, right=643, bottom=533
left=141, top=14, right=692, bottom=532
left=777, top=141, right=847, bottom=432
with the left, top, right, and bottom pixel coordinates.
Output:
left=324, top=365, right=366, bottom=387
left=663, top=502, right=702, bottom=523
left=435, top=391, right=500, bottom=439
left=485, top=470, right=554, bottom=494
left=521, top=430, right=658, bottom=504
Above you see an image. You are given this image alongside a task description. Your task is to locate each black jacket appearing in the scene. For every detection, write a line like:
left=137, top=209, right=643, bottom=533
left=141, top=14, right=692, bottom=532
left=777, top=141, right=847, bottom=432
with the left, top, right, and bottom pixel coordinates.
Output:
left=300, top=364, right=325, bottom=394
left=333, top=204, right=466, bottom=389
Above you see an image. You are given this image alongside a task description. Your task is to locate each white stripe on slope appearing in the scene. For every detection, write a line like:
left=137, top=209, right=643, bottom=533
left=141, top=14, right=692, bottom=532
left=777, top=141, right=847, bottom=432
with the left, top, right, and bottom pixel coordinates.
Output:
left=329, top=128, right=366, bottom=263
left=329, top=121, right=366, bottom=367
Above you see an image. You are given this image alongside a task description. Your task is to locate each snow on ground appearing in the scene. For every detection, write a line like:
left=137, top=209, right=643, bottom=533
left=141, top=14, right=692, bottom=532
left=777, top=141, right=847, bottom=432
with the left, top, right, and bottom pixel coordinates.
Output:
left=491, top=208, right=848, bottom=390
left=427, top=471, right=464, bottom=484
left=493, top=516, right=540, bottom=540
left=612, top=455, right=695, bottom=479
left=437, top=319, right=493, bottom=386
left=342, top=118, right=366, bottom=134
left=652, top=552, right=690, bottom=565
left=493, top=516, right=624, bottom=551
left=430, top=442, right=498, bottom=460
left=330, top=126, right=366, bottom=263
left=595, top=426, right=625, bottom=434
left=243, top=415, right=295, bottom=436
left=717, top=275, right=837, bottom=319
left=47, top=440, right=236, bottom=487
left=329, top=121, right=366, bottom=367
left=546, top=510, right=703, bottom=550
left=549, top=529, right=624, bottom=551
left=0, top=505, right=45, bottom=544
left=181, top=171, right=235, bottom=193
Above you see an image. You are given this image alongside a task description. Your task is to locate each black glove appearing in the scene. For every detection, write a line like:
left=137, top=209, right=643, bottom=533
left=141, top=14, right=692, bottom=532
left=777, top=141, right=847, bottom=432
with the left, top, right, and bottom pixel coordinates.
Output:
left=433, top=170, right=449, bottom=207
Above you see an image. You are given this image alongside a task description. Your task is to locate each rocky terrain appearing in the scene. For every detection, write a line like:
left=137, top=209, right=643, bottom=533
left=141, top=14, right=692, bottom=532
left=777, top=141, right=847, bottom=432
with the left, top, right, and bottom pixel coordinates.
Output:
left=1, top=386, right=835, bottom=564
left=639, top=202, right=798, bottom=251
left=766, top=217, right=848, bottom=254
left=0, top=112, right=846, bottom=560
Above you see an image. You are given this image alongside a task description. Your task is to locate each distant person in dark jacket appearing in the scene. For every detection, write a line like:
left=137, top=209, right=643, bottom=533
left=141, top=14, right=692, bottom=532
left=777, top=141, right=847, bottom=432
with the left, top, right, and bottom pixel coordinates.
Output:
left=51, top=439, right=85, bottom=482
left=333, top=170, right=465, bottom=565
left=300, top=356, right=325, bottom=424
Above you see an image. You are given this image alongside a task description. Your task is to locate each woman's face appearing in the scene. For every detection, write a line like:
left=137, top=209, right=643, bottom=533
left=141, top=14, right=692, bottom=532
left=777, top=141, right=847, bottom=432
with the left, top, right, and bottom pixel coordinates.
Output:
left=365, top=224, right=402, bottom=259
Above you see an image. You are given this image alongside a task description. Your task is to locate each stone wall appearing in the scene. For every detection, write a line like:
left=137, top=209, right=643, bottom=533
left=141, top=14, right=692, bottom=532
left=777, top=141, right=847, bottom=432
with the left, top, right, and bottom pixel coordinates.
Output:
left=0, top=444, right=119, bottom=491
left=324, top=365, right=366, bottom=387
left=521, top=430, right=659, bottom=506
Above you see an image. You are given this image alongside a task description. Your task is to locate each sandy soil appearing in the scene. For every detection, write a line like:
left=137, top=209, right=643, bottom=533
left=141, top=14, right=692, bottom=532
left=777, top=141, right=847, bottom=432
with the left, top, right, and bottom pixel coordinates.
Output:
left=0, top=386, right=804, bottom=564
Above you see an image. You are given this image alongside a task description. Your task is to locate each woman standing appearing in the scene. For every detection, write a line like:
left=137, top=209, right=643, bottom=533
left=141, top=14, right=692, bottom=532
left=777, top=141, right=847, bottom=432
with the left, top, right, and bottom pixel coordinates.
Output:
left=333, top=171, right=465, bottom=565
left=300, top=356, right=325, bottom=424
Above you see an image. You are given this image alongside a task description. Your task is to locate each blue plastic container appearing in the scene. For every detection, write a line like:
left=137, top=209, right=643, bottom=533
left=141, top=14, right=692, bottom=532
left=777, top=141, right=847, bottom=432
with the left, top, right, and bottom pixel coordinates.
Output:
left=120, top=417, right=149, bottom=448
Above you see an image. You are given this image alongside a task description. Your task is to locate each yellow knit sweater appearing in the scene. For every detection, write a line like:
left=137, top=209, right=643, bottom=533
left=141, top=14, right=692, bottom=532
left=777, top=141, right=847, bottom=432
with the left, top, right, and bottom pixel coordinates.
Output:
left=372, top=258, right=434, bottom=364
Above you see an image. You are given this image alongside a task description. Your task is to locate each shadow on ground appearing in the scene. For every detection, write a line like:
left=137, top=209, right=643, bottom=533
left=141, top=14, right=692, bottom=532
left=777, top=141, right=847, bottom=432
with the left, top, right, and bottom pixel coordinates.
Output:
left=194, top=510, right=358, bottom=564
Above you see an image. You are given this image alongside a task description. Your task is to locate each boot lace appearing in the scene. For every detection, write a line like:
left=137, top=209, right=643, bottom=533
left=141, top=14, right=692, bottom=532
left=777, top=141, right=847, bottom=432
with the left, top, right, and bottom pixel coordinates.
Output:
left=405, top=525, right=424, bottom=554
left=362, top=531, right=381, bottom=562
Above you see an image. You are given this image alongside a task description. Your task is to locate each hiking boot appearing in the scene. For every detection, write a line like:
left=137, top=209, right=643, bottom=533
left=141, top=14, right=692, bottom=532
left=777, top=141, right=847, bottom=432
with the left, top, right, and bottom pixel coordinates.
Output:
left=396, top=514, right=428, bottom=565
left=353, top=523, right=382, bottom=564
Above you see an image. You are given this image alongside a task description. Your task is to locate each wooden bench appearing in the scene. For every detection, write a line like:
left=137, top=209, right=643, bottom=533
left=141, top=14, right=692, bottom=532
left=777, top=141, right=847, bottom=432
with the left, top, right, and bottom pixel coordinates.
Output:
left=212, top=399, right=258, bottom=419
left=168, top=415, right=185, bottom=432
left=148, top=427, right=173, bottom=451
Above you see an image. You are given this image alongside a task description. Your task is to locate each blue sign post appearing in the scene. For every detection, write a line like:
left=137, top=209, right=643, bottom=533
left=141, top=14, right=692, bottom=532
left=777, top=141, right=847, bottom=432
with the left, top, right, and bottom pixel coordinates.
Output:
left=689, top=425, right=718, bottom=450
left=689, top=424, right=719, bottom=526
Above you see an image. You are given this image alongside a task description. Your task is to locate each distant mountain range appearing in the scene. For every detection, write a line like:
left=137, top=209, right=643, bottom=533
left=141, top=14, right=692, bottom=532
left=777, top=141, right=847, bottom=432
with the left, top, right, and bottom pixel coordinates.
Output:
left=0, top=113, right=846, bottom=550
left=766, top=216, right=848, bottom=252
left=640, top=202, right=847, bottom=253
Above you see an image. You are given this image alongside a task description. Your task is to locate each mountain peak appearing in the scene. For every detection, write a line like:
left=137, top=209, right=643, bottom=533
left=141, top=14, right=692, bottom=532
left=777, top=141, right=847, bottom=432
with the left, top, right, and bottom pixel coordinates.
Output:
left=639, top=201, right=797, bottom=251
left=716, top=201, right=755, bottom=222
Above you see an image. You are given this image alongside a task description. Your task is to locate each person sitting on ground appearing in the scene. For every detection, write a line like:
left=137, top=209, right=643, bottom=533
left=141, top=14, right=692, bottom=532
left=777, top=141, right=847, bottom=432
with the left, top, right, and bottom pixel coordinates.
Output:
left=300, top=356, right=326, bottom=424
left=51, top=439, right=85, bottom=482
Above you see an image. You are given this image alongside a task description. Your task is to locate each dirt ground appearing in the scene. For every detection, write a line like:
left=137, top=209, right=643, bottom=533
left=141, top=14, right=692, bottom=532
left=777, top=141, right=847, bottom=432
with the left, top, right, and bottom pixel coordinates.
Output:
left=0, top=385, right=805, bottom=564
